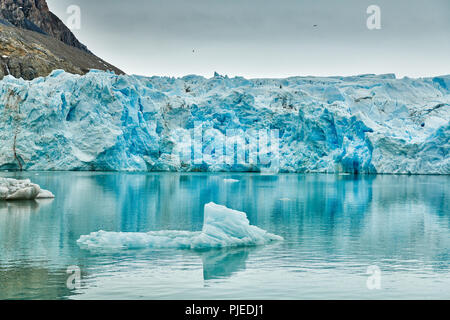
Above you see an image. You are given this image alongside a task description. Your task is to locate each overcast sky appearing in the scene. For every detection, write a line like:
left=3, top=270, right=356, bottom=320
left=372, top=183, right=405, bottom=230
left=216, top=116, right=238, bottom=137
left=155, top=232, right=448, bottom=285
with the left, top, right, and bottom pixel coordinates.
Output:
left=47, top=0, right=450, bottom=78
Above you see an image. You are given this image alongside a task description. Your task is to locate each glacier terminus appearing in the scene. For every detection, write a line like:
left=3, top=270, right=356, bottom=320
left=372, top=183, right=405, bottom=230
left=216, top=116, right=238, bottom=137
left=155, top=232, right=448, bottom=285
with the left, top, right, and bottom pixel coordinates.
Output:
left=0, top=70, right=448, bottom=174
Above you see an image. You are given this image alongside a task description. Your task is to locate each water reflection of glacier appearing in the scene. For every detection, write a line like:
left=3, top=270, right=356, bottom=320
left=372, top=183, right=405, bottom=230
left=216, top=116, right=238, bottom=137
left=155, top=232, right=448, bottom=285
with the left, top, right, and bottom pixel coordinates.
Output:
left=0, top=172, right=448, bottom=299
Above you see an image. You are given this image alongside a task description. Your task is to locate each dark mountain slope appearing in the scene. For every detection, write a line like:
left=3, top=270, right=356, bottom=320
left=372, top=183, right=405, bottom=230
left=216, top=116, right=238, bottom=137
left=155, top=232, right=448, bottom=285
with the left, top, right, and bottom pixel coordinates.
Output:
left=0, top=0, right=124, bottom=79
left=0, top=24, right=124, bottom=80
left=0, top=0, right=88, bottom=52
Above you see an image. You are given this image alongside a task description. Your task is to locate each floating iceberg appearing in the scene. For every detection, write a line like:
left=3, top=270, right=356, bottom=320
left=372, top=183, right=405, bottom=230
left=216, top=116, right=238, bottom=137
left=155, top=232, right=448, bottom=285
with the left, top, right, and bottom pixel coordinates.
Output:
left=223, top=179, right=239, bottom=183
left=0, top=178, right=55, bottom=200
left=0, top=70, right=448, bottom=174
left=77, top=202, right=283, bottom=251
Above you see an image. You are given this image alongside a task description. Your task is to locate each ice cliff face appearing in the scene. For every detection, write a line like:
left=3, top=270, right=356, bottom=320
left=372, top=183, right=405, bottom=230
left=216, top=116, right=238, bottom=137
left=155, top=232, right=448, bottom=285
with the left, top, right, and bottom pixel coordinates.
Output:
left=0, top=70, right=448, bottom=174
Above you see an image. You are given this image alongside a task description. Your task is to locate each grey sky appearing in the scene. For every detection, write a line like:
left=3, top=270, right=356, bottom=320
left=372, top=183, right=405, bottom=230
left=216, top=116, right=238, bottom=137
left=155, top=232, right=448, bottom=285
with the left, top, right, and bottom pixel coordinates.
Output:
left=47, top=0, right=450, bottom=78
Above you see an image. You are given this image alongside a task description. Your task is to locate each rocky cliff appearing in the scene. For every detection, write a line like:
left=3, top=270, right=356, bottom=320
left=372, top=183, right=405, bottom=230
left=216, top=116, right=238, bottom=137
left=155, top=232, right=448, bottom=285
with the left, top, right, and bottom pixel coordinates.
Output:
left=0, top=24, right=123, bottom=79
left=0, top=0, right=124, bottom=80
left=0, top=0, right=88, bottom=51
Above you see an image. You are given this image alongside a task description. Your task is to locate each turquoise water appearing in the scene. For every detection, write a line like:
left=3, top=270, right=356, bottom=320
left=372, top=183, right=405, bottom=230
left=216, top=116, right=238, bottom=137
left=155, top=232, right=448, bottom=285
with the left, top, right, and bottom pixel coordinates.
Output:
left=0, top=172, right=448, bottom=300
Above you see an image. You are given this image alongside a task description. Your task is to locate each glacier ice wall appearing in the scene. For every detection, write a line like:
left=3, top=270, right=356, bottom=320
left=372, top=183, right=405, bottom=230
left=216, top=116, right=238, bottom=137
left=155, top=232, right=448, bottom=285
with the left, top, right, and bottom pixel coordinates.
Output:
left=0, top=69, right=448, bottom=174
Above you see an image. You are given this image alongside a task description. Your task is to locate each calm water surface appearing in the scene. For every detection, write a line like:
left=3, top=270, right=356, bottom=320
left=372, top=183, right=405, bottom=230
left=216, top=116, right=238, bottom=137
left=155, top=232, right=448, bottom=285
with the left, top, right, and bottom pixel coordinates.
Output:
left=0, top=172, right=448, bottom=299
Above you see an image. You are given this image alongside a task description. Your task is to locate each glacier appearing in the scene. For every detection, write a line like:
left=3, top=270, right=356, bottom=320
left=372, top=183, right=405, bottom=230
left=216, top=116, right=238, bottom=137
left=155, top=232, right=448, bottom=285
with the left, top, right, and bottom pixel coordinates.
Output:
left=0, top=69, right=448, bottom=174
left=77, top=202, right=283, bottom=251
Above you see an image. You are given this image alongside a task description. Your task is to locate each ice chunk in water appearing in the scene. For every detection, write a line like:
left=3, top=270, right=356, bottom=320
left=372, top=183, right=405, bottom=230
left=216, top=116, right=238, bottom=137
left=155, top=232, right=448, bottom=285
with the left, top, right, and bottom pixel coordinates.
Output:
left=223, top=179, right=239, bottom=183
left=191, top=202, right=282, bottom=249
left=0, top=178, right=54, bottom=201
left=77, top=202, right=283, bottom=251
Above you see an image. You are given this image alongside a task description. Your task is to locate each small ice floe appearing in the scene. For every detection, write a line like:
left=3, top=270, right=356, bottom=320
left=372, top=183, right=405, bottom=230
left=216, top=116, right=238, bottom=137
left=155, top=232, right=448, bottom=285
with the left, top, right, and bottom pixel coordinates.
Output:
left=36, top=189, right=55, bottom=199
left=78, top=202, right=283, bottom=251
left=0, top=178, right=55, bottom=201
left=223, top=178, right=239, bottom=183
